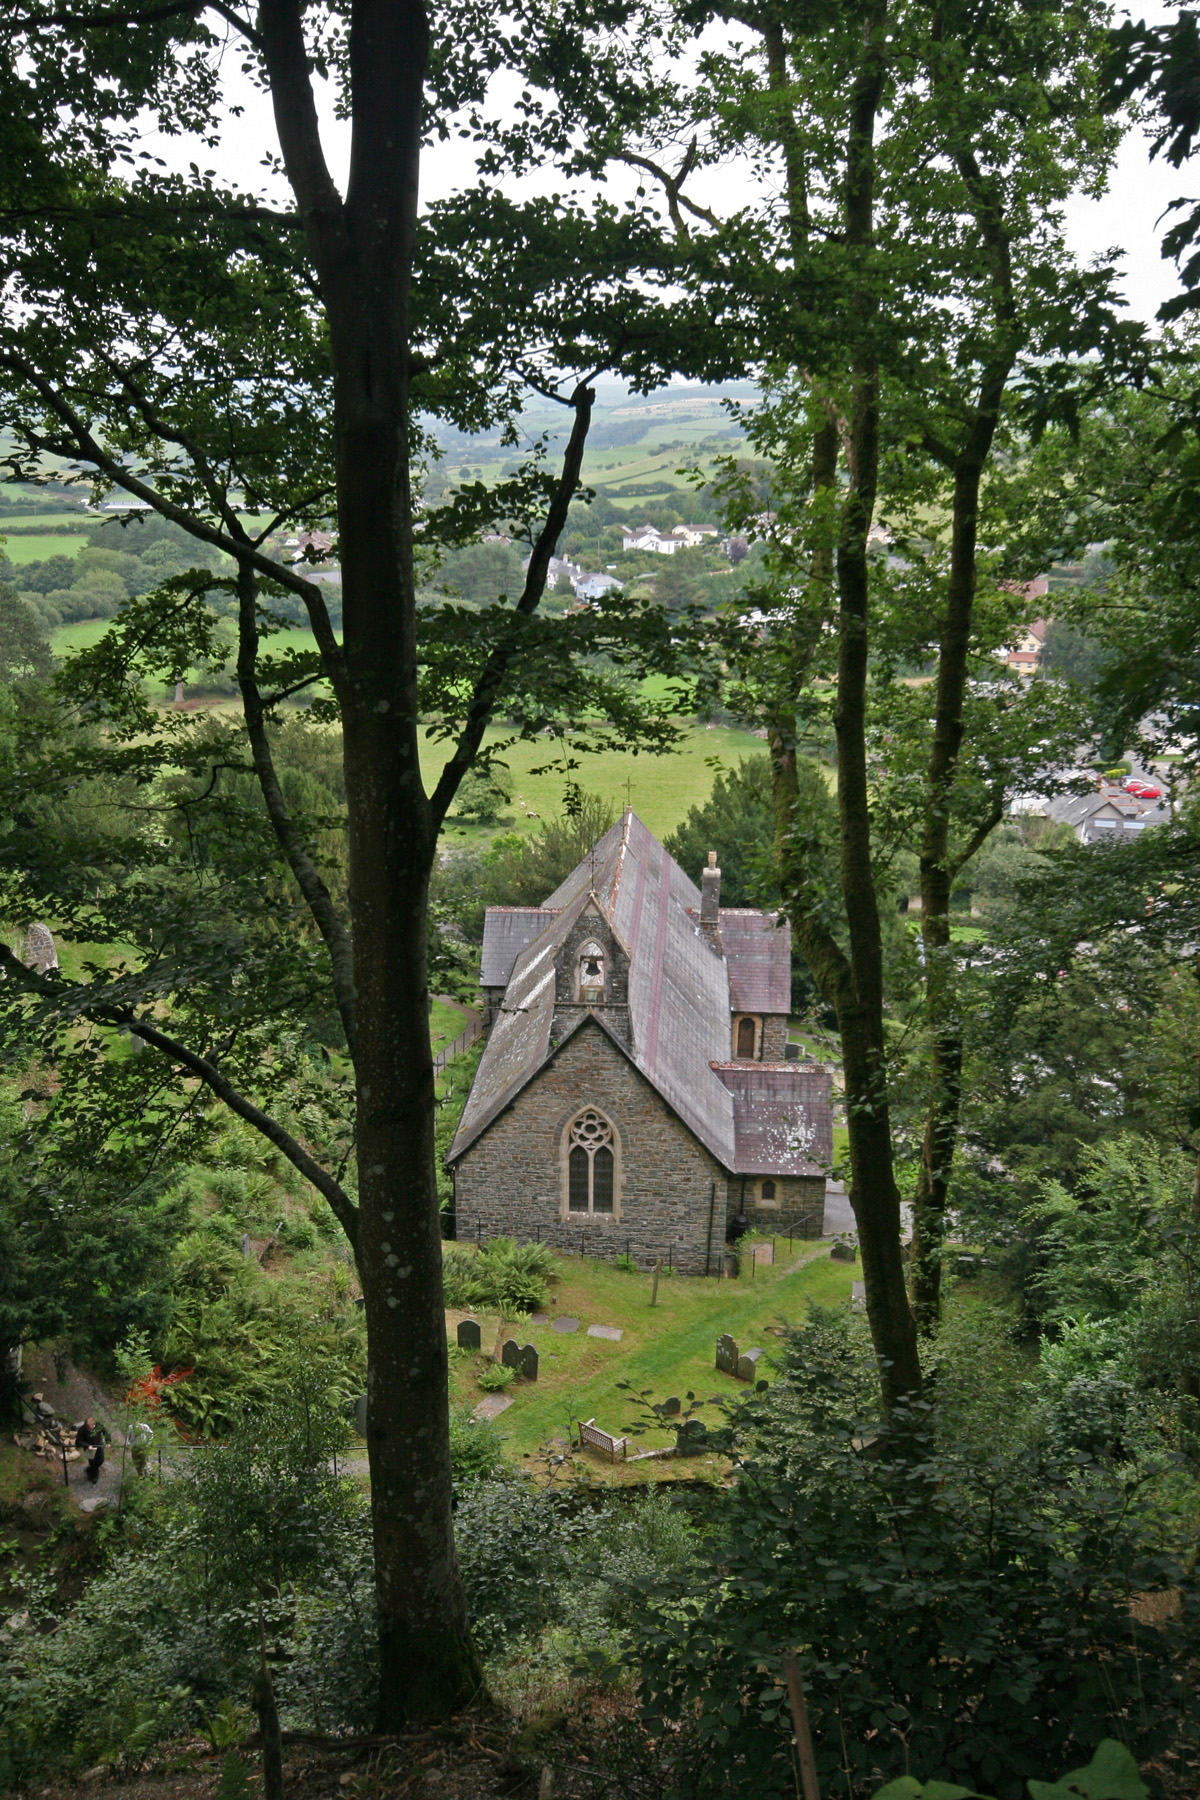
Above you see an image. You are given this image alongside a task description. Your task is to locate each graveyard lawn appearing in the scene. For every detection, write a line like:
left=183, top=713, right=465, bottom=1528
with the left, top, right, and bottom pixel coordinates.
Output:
left=443, top=1239, right=857, bottom=1474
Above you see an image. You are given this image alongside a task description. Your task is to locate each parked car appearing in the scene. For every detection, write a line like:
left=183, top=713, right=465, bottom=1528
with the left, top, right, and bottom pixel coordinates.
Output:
left=1124, top=779, right=1162, bottom=800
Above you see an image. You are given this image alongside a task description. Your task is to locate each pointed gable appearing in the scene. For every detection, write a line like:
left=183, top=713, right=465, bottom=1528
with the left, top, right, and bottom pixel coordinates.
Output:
left=450, top=810, right=818, bottom=1174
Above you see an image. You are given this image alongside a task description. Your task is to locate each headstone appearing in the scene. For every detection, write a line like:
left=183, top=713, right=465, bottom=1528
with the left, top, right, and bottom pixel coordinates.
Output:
left=785, top=1040, right=800, bottom=1060
left=716, top=1333, right=739, bottom=1375
left=353, top=1395, right=368, bottom=1437
left=473, top=1394, right=513, bottom=1421
left=242, top=1233, right=251, bottom=1260
left=851, top=1281, right=866, bottom=1311
left=457, top=1318, right=482, bottom=1351
left=518, top=1343, right=539, bottom=1381
left=830, top=1240, right=858, bottom=1263
left=737, top=1347, right=764, bottom=1382
left=24, top=923, right=57, bottom=974
left=587, top=1324, right=623, bottom=1341
left=751, top=1242, right=774, bottom=1266
left=501, top=1338, right=523, bottom=1371
left=552, top=1316, right=580, bottom=1334
left=661, top=1395, right=681, bottom=1416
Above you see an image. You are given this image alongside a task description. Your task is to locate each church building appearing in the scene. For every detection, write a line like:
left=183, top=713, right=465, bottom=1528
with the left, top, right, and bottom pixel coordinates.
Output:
left=447, top=811, right=832, bottom=1274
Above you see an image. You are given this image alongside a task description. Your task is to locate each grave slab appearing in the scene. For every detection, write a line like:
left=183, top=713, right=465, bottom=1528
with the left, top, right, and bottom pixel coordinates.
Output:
left=587, top=1324, right=623, bottom=1341
left=552, top=1316, right=580, bottom=1334
left=473, top=1394, right=514, bottom=1421
left=830, top=1240, right=858, bottom=1263
left=530, top=1314, right=549, bottom=1327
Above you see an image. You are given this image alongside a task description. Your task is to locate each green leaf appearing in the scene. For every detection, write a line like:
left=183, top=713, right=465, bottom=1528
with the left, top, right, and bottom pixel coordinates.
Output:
left=1027, top=1739, right=1146, bottom=1800
left=874, top=1781, right=989, bottom=1799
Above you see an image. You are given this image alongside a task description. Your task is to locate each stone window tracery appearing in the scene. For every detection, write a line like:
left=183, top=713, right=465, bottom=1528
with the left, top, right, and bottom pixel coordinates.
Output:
left=566, top=1109, right=616, bottom=1215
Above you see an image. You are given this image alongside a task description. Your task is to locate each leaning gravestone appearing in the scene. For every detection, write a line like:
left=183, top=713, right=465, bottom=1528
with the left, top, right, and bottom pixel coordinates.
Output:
left=24, top=922, right=58, bottom=974
left=457, top=1319, right=482, bottom=1351
left=716, top=1333, right=739, bottom=1375
left=830, top=1240, right=858, bottom=1263
left=737, top=1347, right=764, bottom=1382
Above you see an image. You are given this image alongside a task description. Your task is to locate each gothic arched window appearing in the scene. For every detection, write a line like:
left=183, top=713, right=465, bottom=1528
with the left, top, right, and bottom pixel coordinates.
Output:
left=566, top=1110, right=616, bottom=1215
left=736, top=1015, right=758, bottom=1058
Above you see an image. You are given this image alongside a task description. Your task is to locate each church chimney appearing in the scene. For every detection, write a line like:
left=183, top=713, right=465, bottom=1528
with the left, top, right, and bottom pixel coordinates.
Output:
left=700, top=851, right=722, bottom=947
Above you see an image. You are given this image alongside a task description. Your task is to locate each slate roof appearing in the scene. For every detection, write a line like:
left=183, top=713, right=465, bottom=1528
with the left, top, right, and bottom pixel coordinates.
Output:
left=1046, top=788, right=1169, bottom=845
left=480, top=907, right=558, bottom=988
left=450, top=810, right=827, bottom=1174
left=715, top=909, right=792, bottom=1014
left=710, top=1063, right=832, bottom=1176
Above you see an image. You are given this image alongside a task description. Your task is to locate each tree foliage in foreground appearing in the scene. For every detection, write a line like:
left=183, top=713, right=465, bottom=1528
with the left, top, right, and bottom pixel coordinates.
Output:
left=0, top=0, right=718, bottom=1725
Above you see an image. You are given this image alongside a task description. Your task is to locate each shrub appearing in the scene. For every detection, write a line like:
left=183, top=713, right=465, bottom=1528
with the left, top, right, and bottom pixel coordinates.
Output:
left=442, top=1237, right=555, bottom=1314
left=631, top=1311, right=1199, bottom=1800
left=448, top=1404, right=504, bottom=1490
left=477, top=1362, right=516, bottom=1391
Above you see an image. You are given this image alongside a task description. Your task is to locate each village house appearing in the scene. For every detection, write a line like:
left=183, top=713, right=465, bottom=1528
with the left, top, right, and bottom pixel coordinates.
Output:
left=621, top=523, right=719, bottom=554
left=448, top=811, right=832, bottom=1272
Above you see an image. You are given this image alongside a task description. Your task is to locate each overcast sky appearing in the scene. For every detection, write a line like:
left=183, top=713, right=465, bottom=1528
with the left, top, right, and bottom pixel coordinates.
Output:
left=181, top=7, right=1192, bottom=334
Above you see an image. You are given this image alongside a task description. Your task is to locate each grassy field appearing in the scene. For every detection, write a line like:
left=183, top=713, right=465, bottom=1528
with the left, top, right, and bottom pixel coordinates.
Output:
left=49, top=618, right=116, bottom=654
left=430, top=997, right=470, bottom=1053
left=6, top=531, right=91, bottom=563
left=431, top=721, right=767, bottom=842
left=445, top=1240, right=855, bottom=1471
left=1, top=512, right=91, bottom=530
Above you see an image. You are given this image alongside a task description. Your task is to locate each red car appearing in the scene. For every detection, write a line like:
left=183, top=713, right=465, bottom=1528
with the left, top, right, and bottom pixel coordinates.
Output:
left=1124, top=779, right=1162, bottom=800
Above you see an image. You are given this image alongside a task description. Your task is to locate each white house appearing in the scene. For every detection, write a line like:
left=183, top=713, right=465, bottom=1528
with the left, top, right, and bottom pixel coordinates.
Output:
left=621, top=523, right=719, bottom=555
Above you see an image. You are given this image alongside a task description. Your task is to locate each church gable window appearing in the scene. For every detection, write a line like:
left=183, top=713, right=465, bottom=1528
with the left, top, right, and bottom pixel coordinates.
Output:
left=565, top=1109, right=618, bottom=1216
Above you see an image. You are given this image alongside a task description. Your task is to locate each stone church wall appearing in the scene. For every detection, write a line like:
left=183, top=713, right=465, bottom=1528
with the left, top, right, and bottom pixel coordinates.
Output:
left=759, top=1015, right=790, bottom=1061
left=728, top=1173, right=826, bottom=1236
left=453, top=1019, right=729, bottom=1275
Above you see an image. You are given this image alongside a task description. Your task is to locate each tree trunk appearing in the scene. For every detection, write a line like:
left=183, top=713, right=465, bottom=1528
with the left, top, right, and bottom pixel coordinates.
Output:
left=765, top=2, right=921, bottom=1409
left=259, top=0, right=479, bottom=1725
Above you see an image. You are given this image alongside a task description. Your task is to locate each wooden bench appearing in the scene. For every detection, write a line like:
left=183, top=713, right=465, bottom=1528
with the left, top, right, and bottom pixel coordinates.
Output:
left=577, top=1417, right=627, bottom=1462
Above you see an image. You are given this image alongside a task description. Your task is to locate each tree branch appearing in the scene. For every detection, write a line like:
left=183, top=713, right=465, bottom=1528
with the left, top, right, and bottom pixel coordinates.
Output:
left=617, top=147, right=720, bottom=238
left=947, top=791, right=1005, bottom=879
left=5, top=0, right=260, bottom=43
left=234, top=557, right=358, bottom=1057
left=0, top=348, right=348, bottom=704
left=258, top=0, right=345, bottom=239
left=428, top=379, right=595, bottom=829
left=0, top=944, right=358, bottom=1247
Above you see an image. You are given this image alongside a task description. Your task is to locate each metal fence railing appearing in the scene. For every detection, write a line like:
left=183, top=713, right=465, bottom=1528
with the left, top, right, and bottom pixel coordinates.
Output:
left=433, top=1015, right=481, bottom=1077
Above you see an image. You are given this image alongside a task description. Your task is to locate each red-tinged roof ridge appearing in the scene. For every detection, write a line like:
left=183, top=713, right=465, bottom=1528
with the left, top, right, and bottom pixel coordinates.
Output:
left=709, top=1060, right=825, bottom=1072
left=485, top=905, right=561, bottom=914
